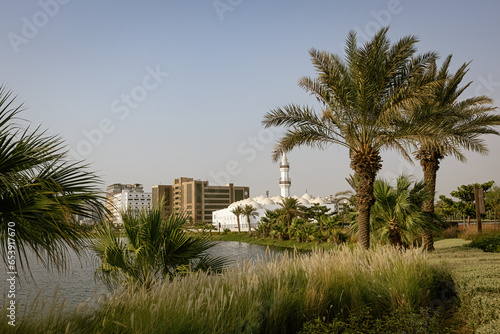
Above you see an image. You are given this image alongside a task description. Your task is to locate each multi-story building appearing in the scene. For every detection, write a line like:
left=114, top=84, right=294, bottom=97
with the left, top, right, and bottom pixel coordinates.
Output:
left=152, top=177, right=249, bottom=224
left=106, top=183, right=151, bottom=225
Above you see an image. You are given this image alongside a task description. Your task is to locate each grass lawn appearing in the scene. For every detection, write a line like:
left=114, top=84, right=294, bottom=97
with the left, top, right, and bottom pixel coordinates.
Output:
left=428, top=239, right=500, bottom=333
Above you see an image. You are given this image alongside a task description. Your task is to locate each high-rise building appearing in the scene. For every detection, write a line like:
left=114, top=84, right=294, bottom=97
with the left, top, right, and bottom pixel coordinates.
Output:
left=153, top=177, right=249, bottom=224
left=106, top=183, right=151, bottom=225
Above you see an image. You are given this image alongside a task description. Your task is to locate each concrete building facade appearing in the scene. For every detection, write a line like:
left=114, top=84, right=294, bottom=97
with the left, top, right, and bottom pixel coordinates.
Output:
left=106, top=183, right=151, bottom=225
left=153, top=177, right=249, bottom=224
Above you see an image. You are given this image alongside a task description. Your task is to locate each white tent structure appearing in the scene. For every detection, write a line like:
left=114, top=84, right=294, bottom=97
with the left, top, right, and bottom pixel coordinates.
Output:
left=212, top=193, right=338, bottom=231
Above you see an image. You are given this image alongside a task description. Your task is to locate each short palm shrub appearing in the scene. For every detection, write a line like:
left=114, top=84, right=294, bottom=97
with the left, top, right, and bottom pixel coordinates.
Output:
left=92, top=207, right=227, bottom=290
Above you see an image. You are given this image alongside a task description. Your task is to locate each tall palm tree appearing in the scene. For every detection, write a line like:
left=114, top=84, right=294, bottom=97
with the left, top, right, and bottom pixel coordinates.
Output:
left=0, top=86, right=106, bottom=271
left=262, top=28, right=438, bottom=249
left=276, top=197, right=305, bottom=239
left=92, top=206, right=227, bottom=290
left=242, top=204, right=259, bottom=234
left=230, top=205, right=244, bottom=233
left=410, top=55, right=500, bottom=250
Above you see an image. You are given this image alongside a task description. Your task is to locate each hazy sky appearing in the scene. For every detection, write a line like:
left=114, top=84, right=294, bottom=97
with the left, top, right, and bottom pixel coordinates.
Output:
left=2, top=0, right=499, bottom=198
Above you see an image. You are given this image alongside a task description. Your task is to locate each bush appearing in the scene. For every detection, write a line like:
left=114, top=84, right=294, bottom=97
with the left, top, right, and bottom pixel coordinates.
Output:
left=440, top=226, right=460, bottom=239
left=468, top=232, right=500, bottom=253
left=299, top=306, right=453, bottom=334
left=327, top=229, right=348, bottom=244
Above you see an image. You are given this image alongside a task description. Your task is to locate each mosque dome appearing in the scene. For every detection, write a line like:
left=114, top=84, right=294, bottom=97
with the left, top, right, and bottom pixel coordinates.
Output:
left=301, top=193, right=314, bottom=201
left=297, top=197, right=310, bottom=205
left=310, top=196, right=326, bottom=205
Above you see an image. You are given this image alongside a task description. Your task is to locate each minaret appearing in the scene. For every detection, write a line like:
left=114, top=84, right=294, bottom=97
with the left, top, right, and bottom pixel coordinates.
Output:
left=279, top=151, right=291, bottom=197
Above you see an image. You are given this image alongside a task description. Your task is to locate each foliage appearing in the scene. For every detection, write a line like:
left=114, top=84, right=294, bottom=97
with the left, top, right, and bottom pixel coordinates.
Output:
left=485, top=185, right=500, bottom=221
left=0, top=85, right=106, bottom=272
left=441, top=181, right=495, bottom=222
left=468, top=231, right=500, bottom=253
left=92, top=206, right=227, bottom=290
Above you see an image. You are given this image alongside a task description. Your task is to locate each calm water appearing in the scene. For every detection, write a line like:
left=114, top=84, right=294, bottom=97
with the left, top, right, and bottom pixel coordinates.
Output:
left=1, top=241, right=284, bottom=310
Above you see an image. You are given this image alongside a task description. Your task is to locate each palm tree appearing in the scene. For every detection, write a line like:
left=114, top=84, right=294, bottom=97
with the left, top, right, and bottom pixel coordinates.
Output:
left=92, top=206, right=227, bottom=290
left=0, top=86, right=106, bottom=271
left=276, top=197, right=305, bottom=239
left=262, top=28, right=438, bottom=249
left=230, top=205, right=244, bottom=233
left=242, top=204, right=259, bottom=234
left=367, top=175, right=436, bottom=248
left=410, top=55, right=500, bottom=250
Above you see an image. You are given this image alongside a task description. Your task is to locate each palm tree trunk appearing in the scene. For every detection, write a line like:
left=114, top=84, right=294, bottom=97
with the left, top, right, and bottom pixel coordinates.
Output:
left=352, top=157, right=380, bottom=250
left=237, top=217, right=241, bottom=234
left=418, top=150, right=441, bottom=251
left=247, top=216, right=251, bottom=234
left=388, top=222, right=404, bottom=248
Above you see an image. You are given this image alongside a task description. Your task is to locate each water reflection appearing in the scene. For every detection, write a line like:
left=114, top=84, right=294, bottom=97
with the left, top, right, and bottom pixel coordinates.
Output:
left=1, top=241, right=283, bottom=310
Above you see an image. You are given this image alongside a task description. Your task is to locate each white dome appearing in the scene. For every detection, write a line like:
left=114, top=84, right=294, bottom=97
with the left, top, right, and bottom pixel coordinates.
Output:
left=228, top=200, right=242, bottom=208
left=292, top=195, right=300, bottom=200
left=241, top=198, right=253, bottom=204
left=255, top=195, right=267, bottom=201
left=310, top=196, right=326, bottom=205
left=301, top=193, right=314, bottom=200
left=297, top=198, right=310, bottom=205
left=248, top=200, right=263, bottom=209
left=260, top=198, right=275, bottom=206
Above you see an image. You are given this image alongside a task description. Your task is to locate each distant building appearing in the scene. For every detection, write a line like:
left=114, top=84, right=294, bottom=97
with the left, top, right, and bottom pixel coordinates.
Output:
left=152, top=177, right=250, bottom=224
left=106, top=183, right=151, bottom=225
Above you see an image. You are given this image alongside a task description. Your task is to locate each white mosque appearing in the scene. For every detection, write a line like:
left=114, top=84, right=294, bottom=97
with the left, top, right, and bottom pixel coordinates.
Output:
left=212, top=152, right=340, bottom=231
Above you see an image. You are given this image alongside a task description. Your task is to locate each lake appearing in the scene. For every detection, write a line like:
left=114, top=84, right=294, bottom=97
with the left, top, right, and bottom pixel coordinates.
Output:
left=1, top=241, right=284, bottom=310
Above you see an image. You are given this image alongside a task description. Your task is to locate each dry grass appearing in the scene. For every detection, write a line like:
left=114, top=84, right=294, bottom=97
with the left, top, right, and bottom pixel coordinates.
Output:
left=2, top=246, right=446, bottom=334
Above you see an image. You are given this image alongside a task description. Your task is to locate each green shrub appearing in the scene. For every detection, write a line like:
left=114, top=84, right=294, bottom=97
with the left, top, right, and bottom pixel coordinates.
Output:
left=299, top=306, right=453, bottom=334
left=469, top=232, right=500, bottom=253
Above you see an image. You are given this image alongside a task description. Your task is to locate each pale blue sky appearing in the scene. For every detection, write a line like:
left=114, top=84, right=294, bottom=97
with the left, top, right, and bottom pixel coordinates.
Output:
left=1, top=0, right=499, bottom=198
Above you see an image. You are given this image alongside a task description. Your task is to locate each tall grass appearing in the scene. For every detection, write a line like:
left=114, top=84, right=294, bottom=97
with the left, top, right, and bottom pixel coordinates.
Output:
left=3, top=246, right=448, bottom=334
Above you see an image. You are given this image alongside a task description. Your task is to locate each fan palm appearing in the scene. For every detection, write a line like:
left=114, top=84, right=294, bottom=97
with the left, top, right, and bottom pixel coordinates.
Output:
left=92, top=206, right=227, bottom=290
left=0, top=86, right=106, bottom=271
left=410, top=55, right=500, bottom=250
left=241, top=204, right=259, bottom=234
left=262, top=28, right=438, bottom=249
left=230, top=205, right=244, bottom=233
left=367, top=175, right=436, bottom=248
